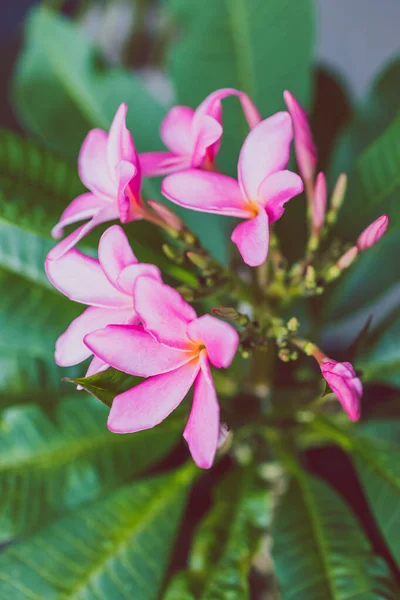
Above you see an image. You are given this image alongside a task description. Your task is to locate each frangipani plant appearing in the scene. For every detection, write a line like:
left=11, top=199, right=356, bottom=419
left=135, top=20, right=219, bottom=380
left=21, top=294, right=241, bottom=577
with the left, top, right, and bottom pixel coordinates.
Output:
left=1, top=3, right=400, bottom=600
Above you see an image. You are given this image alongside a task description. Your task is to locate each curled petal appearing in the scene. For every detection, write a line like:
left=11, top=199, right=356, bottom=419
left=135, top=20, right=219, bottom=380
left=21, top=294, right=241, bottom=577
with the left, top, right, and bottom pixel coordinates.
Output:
left=238, top=112, right=293, bottom=201
left=162, top=170, right=251, bottom=218
left=357, top=215, right=389, bottom=251
left=193, top=88, right=261, bottom=131
left=78, top=129, right=115, bottom=199
left=284, top=90, right=317, bottom=181
left=320, top=359, right=362, bottom=421
left=139, top=152, right=191, bottom=177
left=98, top=225, right=137, bottom=289
left=231, top=208, right=269, bottom=267
left=116, top=160, right=142, bottom=224
left=107, top=103, right=138, bottom=173
left=258, top=170, right=304, bottom=223
left=117, top=263, right=161, bottom=296
left=107, top=358, right=200, bottom=433
left=85, top=355, right=109, bottom=379
left=55, top=306, right=133, bottom=367
left=51, top=193, right=106, bottom=239
left=191, top=115, right=223, bottom=167
left=45, top=248, right=130, bottom=308
left=187, top=314, right=239, bottom=368
left=134, top=278, right=197, bottom=349
left=160, top=105, right=195, bottom=156
left=184, top=351, right=219, bottom=469
left=312, top=172, right=327, bottom=230
left=85, top=324, right=195, bottom=377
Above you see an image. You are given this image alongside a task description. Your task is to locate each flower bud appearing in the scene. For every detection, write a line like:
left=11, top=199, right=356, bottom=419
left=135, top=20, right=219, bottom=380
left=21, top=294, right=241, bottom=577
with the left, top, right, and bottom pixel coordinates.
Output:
left=283, top=90, right=317, bottom=181
left=147, top=200, right=183, bottom=231
left=187, top=251, right=209, bottom=270
left=357, top=214, right=389, bottom=251
left=319, top=359, right=362, bottom=421
left=312, top=172, right=327, bottom=231
left=336, top=246, right=358, bottom=270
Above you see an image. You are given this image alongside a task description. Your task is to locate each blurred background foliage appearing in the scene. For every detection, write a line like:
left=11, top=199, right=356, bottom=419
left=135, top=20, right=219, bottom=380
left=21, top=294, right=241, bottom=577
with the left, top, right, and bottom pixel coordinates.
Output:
left=0, top=0, right=399, bottom=598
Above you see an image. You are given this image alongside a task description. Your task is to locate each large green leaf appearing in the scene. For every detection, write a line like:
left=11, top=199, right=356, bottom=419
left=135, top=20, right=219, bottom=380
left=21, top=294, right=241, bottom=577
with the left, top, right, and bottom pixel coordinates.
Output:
left=358, top=316, right=400, bottom=387
left=0, top=395, right=181, bottom=542
left=272, top=470, right=399, bottom=599
left=0, top=466, right=194, bottom=599
left=176, top=468, right=269, bottom=599
left=166, top=0, right=315, bottom=175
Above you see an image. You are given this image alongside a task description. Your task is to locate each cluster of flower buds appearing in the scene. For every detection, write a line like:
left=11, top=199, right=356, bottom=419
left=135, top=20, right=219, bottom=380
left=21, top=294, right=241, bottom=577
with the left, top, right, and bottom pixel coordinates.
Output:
left=46, top=87, right=389, bottom=468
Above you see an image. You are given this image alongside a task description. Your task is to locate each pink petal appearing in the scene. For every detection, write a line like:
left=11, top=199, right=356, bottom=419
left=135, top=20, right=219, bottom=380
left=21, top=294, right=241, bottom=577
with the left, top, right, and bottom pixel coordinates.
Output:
left=147, top=200, right=183, bottom=231
left=284, top=90, right=317, bottom=181
left=107, top=103, right=138, bottom=173
left=117, top=263, right=162, bottom=295
left=357, top=214, right=389, bottom=251
left=162, top=170, right=251, bottom=218
left=51, top=193, right=106, bottom=240
left=193, top=88, right=261, bottom=131
left=134, top=278, right=197, bottom=350
left=187, top=314, right=239, bottom=368
left=139, top=152, right=191, bottom=177
left=78, top=129, right=115, bottom=200
left=258, top=170, right=304, bottom=223
left=231, top=208, right=269, bottom=267
left=238, top=112, right=293, bottom=201
left=160, top=105, right=194, bottom=156
left=98, top=225, right=137, bottom=289
left=191, top=115, right=223, bottom=167
left=320, top=360, right=362, bottom=422
left=107, top=358, right=200, bottom=433
left=312, top=172, right=327, bottom=230
left=85, top=355, right=109, bottom=378
left=45, top=249, right=131, bottom=308
left=55, top=306, right=133, bottom=367
left=183, top=351, right=219, bottom=469
left=85, top=324, right=195, bottom=376
left=47, top=204, right=120, bottom=260
left=117, top=160, right=142, bottom=224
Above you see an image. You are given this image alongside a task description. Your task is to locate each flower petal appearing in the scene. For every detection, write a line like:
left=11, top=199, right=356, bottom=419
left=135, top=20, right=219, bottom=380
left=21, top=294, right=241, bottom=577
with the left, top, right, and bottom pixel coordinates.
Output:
left=107, top=358, right=200, bottom=433
left=191, top=115, right=223, bottom=167
left=258, top=170, right=304, bottom=223
left=231, top=207, right=269, bottom=267
left=134, top=278, right=197, bottom=350
left=78, top=129, right=115, bottom=199
left=85, top=355, right=109, bottom=379
left=187, top=314, right=239, bottom=368
left=117, top=160, right=142, bottom=224
left=238, top=112, right=293, bottom=201
left=162, top=170, right=251, bottom=218
left=183, top=351, right=219, bottom=469
left=55, top=306, right=133, bottom=367
left=85, top=324, right=195, bottom=377
left=160, top=105, right=194, bottom=156
left=47, top=204, right=120, bottom=260
left=284, top=90, right=317, bottom=181
left=139, top=152, right=191, bottom=177
left=107, top=103, right=138, bottom=173
left=45, top=249, right=130, bottom=308
left=320, top=360, right=362, bottom=422
left=98, top=225, right=137, bottom=289
left=51, top=193, right=106, bottom=239
left=117, top=263, right=161, bottom=295
left=193, top=88, right=261, bottom=131
left=357, top=214, right=389, bottom=251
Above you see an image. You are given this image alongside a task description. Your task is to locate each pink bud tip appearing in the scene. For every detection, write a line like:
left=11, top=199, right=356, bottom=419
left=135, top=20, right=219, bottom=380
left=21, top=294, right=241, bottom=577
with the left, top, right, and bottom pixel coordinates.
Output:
left=283, top=90, right=317, bottom=181
left=147, top=200, right=183, bottom=231
left=320, top=359, right=362, bottom=421
left=312, top=172, right=327, bottom=230
left=357, top=214, right=389, bottom=251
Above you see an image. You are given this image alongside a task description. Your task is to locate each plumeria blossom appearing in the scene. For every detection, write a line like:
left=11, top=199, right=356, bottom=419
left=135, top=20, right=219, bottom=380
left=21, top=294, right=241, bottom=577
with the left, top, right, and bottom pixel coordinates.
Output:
left=49, top=103, right=145, bottom=260
left=45, top=225, right=161, bottom=377
left=319, top=359, right=362, bottom=421
left=85, top=278, right=239, bottom=468
left=162, top=112, right=303, bottom=266
left=357, top=214, right=389, bottom=251
left=283, top=90, right=317, bottom=183
left=139, top=88, right=261, bottom=177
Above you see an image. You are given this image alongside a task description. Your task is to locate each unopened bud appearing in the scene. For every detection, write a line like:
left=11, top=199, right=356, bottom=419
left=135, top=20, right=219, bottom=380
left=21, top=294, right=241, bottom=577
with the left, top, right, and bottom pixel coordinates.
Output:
left=357, top=214, right=389, bottom=251
left=162, top=243, right=180, bottom=262
left=187, top=251, right=209, bottom=270
left=305, top=265, right=316, bottom=289
left=336, top=246, right=358, bottom=270
left=183, top=231, right=196, bottom=246
left=217, top=423, right=232, bottom=451
left=287, top=317, right=299, bottom=332
left=312, top=172, right=327, bottom=231
left=326, top=173, right=347, bottom=225
left=147, top=200, right=183, bottom=231
left=279, top=348, right=291, bottom=362
left=176, top=285, right=194, bottom=302
left=212, top=307, right=240, bottom=320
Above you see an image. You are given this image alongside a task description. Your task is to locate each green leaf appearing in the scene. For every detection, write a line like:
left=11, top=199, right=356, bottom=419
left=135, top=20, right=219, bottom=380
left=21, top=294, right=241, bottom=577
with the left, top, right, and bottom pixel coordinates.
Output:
left=358, top=316, right=400, bottom=387
left=163, top=574, right=195, bottom=600
left=0, top=395, right=181, bottom=542
left=352, top=440, right=400, bottom=565
left=272, top=469, right=399, bottom=599
left=184, top=468, right=269, bottom=599
left=0, top=465, right=194, bottom=599
left=68, top=367, right=140, bottom=409
left=166, top=0, right=315, bottom=174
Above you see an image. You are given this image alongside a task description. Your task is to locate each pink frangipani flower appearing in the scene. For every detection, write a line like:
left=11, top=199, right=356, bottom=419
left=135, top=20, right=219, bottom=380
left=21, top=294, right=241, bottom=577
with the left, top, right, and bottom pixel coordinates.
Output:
left=357, top=214, right=389, bottom=251
left=162, top=113, right=303, bottom=266
left=283, top=90, right=317, bottom=183
left=85, top=278, right=239, bottom=469
left=49, top=103, right=143, bottom=260
left=320, top=359, right=362, bottom=421
left=139, top=88, right=261, bottom=177
left=45, top=225, right=161, bottom=377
